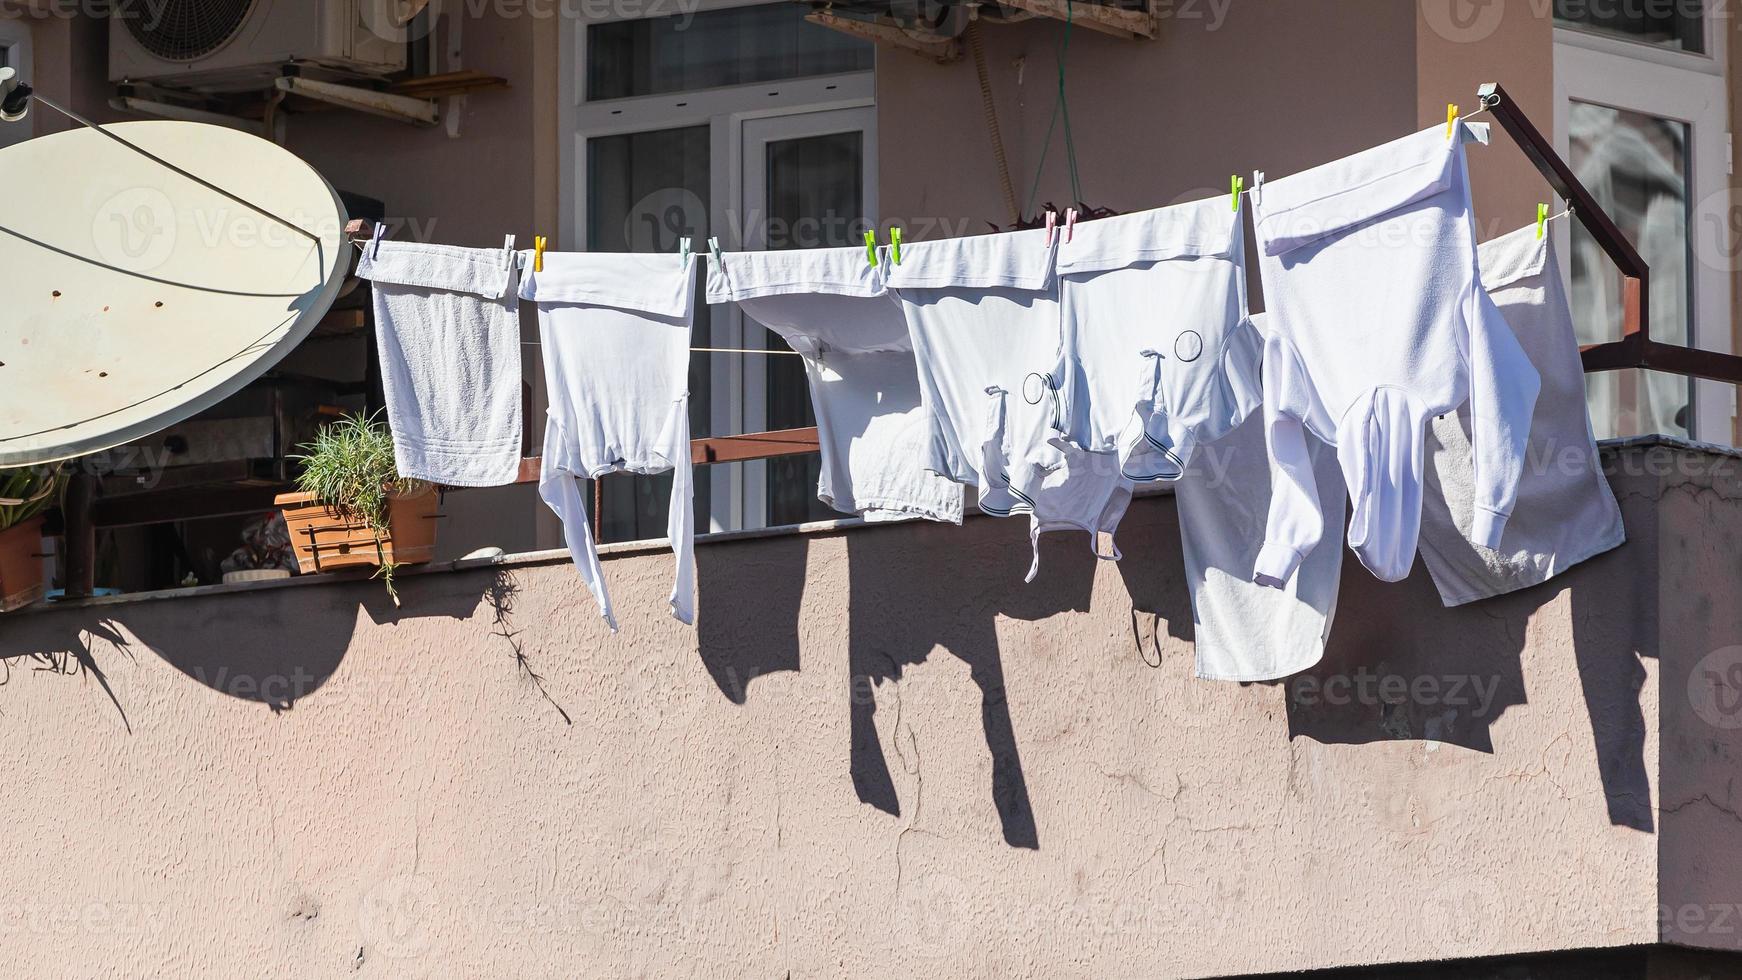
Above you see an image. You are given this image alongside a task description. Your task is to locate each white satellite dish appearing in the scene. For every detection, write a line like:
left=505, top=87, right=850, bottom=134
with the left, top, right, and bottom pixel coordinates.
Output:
left=0, top=100, right=348, bottom=467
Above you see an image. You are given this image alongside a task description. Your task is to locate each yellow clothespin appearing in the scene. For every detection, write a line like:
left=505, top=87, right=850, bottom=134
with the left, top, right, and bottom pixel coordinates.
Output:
left=1446, top=103, right=1459, bottom=140
left=533, top=235, right=548, bottom=273
left=864, top=229, right=877, bottom=268
left=890, top=227, right=903, bottom=265
left=1536, top=203, right=1549, bottom=240
left=1231, top=174, right=1244, bottom=212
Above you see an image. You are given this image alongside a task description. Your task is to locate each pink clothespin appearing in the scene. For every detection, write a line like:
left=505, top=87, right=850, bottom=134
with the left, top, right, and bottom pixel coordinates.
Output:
left=1044, top=210, right=1058, bottom=246
left=1064, top=208, right=1079, bottom=244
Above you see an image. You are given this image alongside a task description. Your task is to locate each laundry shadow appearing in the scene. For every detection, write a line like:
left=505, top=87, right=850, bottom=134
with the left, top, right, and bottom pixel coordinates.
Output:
left=1279, top=553, right=1539, bottom=753
left=1564, top=455, right=1658, bottom=833
left=695, top=531, right=810, bottom=703
left=1113, top=490, right=1199, bottom=668
left=845, top=514, right=1097, bottom=851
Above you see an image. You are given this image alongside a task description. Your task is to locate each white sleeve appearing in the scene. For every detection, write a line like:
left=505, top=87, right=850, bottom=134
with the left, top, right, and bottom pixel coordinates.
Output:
left=1253, top=334, right=1325, bottom=589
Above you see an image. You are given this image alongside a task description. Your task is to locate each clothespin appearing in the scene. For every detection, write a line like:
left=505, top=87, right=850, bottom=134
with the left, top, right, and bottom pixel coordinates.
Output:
left=1446, top=103, right=1459, bottom=140
left=1536, top=203, right=1549, bottom=240
left=367, top=219, right=387, bottom=258
left=708, top=236, right=723, bottom=265
left=863, top=229, right=878, bottom=268
left=679, top=237, right=692, bottom=266
left=1064, top=208, right=1079, bottom=244
left=890, top=227, right=903, bottom=265
left=1251, top=171, right=1265, bottom=206
left=502, top=234, right=516, bottom=269
left=533, top=235, right=547, bottom=273
left=1044, top=210, right=1058, bottom=246
left=1230, top=175, right=1245, bottom=212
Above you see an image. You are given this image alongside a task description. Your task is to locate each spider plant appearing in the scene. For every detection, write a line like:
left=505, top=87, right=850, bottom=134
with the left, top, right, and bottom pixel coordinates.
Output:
left=0, top=463, right=64, bottom=533
left=291, top=411, right=426, bottom=603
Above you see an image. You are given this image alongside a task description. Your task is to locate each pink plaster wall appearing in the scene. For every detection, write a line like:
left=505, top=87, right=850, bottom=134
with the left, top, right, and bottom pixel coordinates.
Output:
left=1, top=442, right=1739, bottom=977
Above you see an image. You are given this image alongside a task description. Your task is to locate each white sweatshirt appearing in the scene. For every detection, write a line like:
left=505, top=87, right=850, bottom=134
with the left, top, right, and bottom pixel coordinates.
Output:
left=1250, top=122, right=1541, bottom=586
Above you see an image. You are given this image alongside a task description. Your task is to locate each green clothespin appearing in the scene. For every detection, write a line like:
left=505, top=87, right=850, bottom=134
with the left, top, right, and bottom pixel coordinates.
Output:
left=890, top=227, right=903, bottom=265
left=678, top=237, right=692, bottom=266
left=1231, top=174, right=1244, bottom=212
left=864, top=229, right=878, bottom=268
left=1536, top=203, right=1549, bottom=240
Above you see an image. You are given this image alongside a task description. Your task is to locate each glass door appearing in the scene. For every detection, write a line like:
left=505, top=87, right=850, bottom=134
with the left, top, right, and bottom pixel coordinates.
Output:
left=1554, top=2, right=1734, bottom=443
left=735, top=107, right=877, bottom=527
left=565, top=0, right=875, bottom=540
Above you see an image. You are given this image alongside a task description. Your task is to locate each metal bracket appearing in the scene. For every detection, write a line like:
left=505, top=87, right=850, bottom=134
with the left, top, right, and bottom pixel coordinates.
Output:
left=273, top=76, right=440, bottom=127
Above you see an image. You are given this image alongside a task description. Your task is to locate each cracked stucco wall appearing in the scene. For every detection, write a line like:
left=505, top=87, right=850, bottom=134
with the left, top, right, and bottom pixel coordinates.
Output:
left=1, top=441, right=1738, bottom=977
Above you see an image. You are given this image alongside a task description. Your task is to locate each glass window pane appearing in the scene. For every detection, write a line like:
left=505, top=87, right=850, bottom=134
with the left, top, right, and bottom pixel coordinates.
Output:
left=1567, top=100, right=1694, bottom=438
left=759, top=130, right=865, bottom=527
left=1554, top=0, right=1705, bottom=53
left=585, top=126, right=713, bottom=541
left=586, top=6, right=873, bottom=101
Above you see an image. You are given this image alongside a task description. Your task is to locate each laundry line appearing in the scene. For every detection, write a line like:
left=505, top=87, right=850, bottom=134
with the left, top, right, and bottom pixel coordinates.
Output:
left=513, top=341, right=801, bottom=355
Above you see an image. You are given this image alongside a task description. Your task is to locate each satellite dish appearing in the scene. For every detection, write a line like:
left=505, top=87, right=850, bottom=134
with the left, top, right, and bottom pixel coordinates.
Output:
left=0, top=116, right=348, bottom=467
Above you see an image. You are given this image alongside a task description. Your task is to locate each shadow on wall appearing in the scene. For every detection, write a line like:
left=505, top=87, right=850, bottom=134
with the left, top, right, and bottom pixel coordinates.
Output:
left=843, top=518, right=1099, bottom=851
left=11, top=566, right=577, bottom=726
left=693, top=512, right=1091, bottom=851
left=1114, top=466, right=1652, bottom=833
left=2, top=617, right=135, bottom=732
left=1284, top=554, right=1536, bottom=755
left=695, top=531, right=809, bottom=704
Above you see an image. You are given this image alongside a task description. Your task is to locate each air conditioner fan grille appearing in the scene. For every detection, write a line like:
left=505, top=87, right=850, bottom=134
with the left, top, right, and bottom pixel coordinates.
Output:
left=122, top=0, right=259, bottom=63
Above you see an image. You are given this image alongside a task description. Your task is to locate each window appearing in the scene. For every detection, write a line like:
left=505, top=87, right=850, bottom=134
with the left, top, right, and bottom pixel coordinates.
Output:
left=1554, top=0, right=1705, bottom=54
left=1554, top=3, right=1734, bottom=443
left=565, top=1, right=876, bottom=540
left=586, top=4, right=872, bottom=101
left=0, top=20, right=31, bottom=149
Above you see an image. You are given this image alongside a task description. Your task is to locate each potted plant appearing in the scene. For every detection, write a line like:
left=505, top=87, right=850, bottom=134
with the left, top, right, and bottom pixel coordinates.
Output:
left=0, top=464, right=63, bottom=612
left=275, top=412, right=438, bottom=604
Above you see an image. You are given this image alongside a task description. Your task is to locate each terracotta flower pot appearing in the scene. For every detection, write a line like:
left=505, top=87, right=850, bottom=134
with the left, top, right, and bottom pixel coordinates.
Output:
left=274, top=489, right=439, bottom=575
left=0, top=516, right=46, bottom=612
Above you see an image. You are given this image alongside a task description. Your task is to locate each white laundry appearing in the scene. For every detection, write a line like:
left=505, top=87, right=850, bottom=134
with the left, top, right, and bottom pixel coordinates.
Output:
left=524, top=250, right=698, bottom=632
left=1054, top=195, right=1259, bottom=481
left=354, top=237, right=523, bottom=487
left=1250, top=122, right=1541, bottom=586
left=1178, top=377, right=1347, bottom=681
left=1417, top=224, right=1626, bottom=605
left=887, top=226, right=1131, bottom=581
left=705, top=245, right=963, bottom=524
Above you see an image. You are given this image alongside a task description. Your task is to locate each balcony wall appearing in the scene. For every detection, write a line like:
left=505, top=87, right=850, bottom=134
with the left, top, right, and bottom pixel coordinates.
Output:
left=2, top=439, right=1741, bottom=978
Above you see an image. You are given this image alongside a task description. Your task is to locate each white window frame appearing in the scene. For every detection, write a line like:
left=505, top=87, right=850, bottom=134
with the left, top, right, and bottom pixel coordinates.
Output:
left=560, top=0, right=876, bottom=532
left=0, top=19, right=32, bottom=148
left=1553, top=11, right=1733, bottom=443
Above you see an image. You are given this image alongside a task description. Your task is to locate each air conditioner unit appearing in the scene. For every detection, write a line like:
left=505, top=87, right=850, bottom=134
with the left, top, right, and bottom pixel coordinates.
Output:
left=109, top=0, right=407, bottom=93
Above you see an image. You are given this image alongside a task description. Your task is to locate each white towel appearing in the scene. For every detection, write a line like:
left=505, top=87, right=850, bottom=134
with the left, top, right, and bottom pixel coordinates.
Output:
left=355, top=238, right=524, bottom=487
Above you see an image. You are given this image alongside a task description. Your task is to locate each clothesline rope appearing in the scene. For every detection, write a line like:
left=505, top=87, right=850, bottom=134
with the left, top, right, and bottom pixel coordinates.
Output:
left=514, top=341, right=800, bottom=355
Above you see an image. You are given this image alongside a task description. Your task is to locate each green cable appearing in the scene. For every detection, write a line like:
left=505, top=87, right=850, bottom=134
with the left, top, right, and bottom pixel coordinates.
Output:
left=1022, top=0, right=1082, bottom=219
